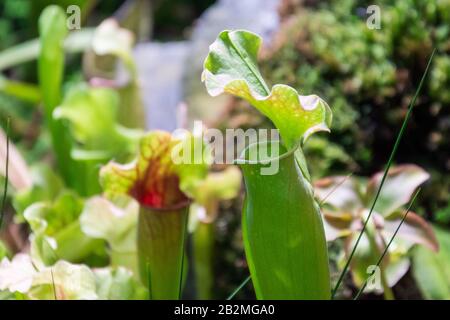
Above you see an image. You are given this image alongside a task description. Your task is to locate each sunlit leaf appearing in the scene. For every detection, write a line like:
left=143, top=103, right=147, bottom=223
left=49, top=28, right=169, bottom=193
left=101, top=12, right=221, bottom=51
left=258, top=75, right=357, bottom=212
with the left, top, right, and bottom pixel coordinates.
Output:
left=80, top=197, right=138, bottom=253
left=32, top=261, right=97, bottom=300
left=0, top=254, right=36, bottom=294
left=54, top=85, right=141, bottom=160
left=94, top=267, right=147, bottom=300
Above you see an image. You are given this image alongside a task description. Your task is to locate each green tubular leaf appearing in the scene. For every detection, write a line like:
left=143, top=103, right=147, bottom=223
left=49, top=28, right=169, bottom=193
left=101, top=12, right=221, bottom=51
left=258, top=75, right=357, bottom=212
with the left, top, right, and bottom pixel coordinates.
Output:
left=204, top=30, right=332, bottom=299
left=38, top=6, right=76, bottom=185
left=238, top=141, right=331, bottom=299
left=202, top=30, right=332, bottom=147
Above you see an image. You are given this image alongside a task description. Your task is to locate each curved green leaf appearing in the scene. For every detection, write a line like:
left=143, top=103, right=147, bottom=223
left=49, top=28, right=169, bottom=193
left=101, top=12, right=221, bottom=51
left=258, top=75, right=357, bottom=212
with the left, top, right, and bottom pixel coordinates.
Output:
left=202, top=30, right=332, bottom=147
left=91, top=19, right=145, bottom=129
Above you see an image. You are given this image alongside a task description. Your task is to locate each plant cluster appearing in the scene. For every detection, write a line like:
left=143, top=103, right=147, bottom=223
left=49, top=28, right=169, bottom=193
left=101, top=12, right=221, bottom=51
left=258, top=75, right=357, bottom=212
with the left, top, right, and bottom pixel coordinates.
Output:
left=0, top=1, right=448, bottom=300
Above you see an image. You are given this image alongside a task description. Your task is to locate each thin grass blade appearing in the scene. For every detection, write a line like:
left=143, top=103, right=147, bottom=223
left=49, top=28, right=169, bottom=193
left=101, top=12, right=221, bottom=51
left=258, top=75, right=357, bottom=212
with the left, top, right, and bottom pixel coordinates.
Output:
left=227, top=275, right=251, bottom=300
left=332, top=48, right=436, bottom=298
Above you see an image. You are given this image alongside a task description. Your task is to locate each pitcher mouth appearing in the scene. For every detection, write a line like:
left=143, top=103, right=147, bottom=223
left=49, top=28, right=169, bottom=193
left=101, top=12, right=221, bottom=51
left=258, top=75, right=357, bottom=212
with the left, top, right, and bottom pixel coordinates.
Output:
left=234, top=140, right=299, bottom=165
left=140, top=198, right=191, bottom=212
